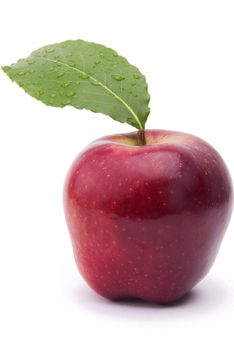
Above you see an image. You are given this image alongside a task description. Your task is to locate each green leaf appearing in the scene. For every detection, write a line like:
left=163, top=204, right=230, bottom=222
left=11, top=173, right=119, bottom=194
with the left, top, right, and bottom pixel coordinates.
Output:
left=2, top=40, right=150, bottom=129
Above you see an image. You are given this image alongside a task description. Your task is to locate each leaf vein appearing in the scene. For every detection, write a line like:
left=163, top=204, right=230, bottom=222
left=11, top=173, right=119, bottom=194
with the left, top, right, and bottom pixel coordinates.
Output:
left=45, top=58, right=143, bottom=129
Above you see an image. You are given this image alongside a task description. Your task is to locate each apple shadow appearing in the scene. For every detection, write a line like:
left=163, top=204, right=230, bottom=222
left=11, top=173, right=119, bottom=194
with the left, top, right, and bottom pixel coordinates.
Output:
left=70, top=277, right=233, bottom=321
left=113, top=289, right=196, bottom=308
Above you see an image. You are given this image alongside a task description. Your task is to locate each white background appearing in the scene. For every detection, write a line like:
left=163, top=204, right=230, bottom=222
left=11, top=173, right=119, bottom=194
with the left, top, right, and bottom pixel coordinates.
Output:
left=0, top=1, right=234, bottom=349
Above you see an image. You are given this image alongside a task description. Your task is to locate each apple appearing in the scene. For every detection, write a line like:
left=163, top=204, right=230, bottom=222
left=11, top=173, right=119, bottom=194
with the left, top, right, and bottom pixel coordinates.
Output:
left=4, top=40, right=232, bottom=303
left=63, top=129, right=233, bottom=304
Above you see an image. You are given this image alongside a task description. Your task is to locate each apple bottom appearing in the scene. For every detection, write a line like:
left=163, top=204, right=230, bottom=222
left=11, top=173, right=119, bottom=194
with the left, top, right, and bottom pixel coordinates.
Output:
left=68, top=205, right=227, bottom=304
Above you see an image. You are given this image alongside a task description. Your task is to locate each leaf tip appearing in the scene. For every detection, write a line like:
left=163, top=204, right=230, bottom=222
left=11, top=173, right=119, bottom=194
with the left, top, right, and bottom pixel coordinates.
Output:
left=1, top=65, right=9, bottom=73
left=1, top=65, right=13, bottom=80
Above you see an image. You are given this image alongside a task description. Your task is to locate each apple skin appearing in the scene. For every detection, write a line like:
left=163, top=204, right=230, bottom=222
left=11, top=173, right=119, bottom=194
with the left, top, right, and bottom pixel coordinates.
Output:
left=64, top=130, right=233, bottom=304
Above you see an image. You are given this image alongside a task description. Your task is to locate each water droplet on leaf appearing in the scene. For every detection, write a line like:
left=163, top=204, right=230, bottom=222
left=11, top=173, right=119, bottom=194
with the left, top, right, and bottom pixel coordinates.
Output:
left=113, top=52, right=118, bottom=57
left=18, top=71, right=26, bottom=76
left=80, top=74, right=89, bottom=79
left=56, top=72, right=64, bottom=78
left=91, top=108, right=97, bottom=112
left=112, top=75, right=125, bottom=81
left=133, top=74, right=140, bottom=79
left=66, top=91, right=76, bottom=97
left=94, top=60, right=101, bottom=64
left=61, top=82, right=71, bottom=88
left=51, top=93, right=57, bottom=98
left=62, top=100, right=71, bottom=106
left=69, top=62, right=76, bottom=67
left=91, top=81, right=101, bottom=86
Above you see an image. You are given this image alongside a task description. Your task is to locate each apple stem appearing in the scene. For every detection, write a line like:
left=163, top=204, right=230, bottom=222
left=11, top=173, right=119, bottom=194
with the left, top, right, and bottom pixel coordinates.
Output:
left=137, top=129, right=146, bottom=146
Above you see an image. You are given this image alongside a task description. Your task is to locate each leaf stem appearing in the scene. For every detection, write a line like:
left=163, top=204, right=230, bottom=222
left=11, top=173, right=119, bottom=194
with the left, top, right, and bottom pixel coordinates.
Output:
left=137, top=129, right=146, bottom=146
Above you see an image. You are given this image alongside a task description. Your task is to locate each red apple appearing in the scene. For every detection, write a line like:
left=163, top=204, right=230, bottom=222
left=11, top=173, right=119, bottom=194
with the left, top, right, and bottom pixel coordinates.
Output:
left=64, top=130, right=233, bottom=304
